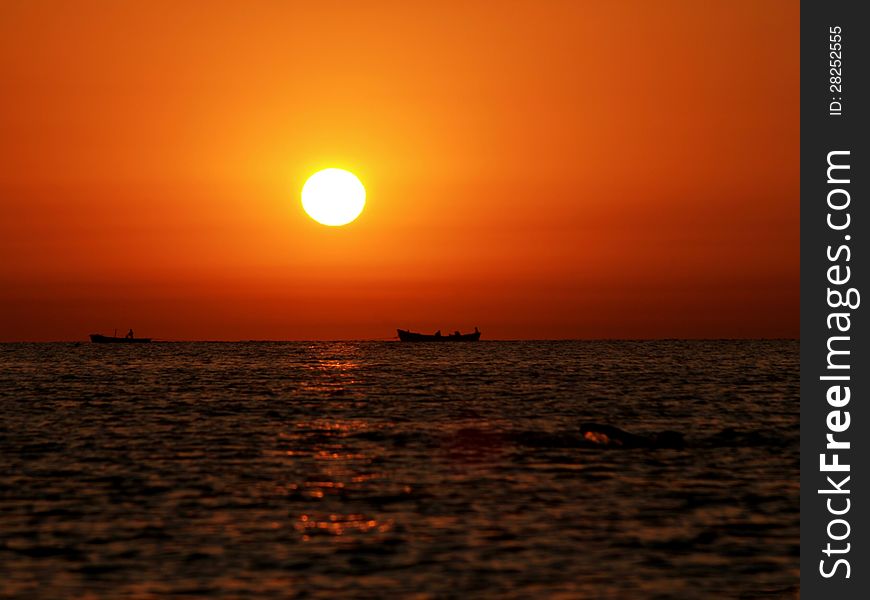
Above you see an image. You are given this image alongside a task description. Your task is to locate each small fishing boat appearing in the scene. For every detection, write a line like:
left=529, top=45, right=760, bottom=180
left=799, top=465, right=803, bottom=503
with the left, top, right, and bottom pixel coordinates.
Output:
left=397, top=328, right=481, bottom=342
left=89, top=334, right=152, bottom=344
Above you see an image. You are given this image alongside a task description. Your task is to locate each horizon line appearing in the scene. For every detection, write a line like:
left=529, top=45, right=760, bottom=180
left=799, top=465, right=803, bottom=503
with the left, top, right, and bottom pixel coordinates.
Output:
left=0, top=337, right=801, bottom=343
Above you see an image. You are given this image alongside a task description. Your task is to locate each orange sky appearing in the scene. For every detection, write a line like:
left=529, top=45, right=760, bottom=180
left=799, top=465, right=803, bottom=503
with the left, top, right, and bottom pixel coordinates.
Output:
left=0, top=0, right=798, bottom=341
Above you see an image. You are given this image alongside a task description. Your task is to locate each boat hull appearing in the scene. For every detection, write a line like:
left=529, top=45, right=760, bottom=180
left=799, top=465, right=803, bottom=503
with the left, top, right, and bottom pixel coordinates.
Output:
left=89, top=334, right=152, bottom=344
left=397, top=329, right=480, bottom=342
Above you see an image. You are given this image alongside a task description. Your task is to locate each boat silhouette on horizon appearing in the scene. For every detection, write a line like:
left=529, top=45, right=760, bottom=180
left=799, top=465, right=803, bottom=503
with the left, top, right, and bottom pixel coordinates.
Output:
left=89, top=332, right=152, bottom=344
left=397, top=327, right=481, bottom=342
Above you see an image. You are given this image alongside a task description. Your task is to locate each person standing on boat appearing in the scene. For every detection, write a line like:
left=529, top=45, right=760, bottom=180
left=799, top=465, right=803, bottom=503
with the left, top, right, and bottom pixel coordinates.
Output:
left=126, top=328, right=134, bottom=339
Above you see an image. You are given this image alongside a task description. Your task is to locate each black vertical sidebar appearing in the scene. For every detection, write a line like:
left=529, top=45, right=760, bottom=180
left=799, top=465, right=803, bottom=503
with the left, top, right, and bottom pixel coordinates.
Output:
left=801, top=0, right=868, bottom=597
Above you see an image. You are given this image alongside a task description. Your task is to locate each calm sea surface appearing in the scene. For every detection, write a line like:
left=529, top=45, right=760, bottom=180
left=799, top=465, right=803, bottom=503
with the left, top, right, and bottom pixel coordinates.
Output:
left=0, top=341, right=799, bottom=599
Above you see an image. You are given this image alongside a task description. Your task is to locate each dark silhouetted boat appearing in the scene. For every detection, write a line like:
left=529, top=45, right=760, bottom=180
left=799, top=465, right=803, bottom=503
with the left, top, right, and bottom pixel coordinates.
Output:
left=397, top=328, right=481, bottom=342
left=89, top=334, right=152, bottom=344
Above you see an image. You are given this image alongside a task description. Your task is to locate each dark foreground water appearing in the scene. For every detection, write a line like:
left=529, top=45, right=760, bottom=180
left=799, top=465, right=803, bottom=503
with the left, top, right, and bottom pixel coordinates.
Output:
left=0, top=341, right=798, bottom=599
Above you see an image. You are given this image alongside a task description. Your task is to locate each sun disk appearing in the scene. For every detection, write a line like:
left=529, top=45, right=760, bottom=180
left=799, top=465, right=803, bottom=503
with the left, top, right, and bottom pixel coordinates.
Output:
left=301, top=168, right=366, bottom=226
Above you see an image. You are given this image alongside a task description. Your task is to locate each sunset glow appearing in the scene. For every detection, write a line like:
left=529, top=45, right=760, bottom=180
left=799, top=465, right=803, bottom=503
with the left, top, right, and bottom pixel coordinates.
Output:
left=0, top=1, right=799, bottom=341
left=0, top=1, right=810, bottom=597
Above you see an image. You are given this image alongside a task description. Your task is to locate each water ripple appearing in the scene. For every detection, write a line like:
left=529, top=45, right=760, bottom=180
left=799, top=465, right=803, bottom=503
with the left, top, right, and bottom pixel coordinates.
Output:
left=0, top=340, right=799, bottom=598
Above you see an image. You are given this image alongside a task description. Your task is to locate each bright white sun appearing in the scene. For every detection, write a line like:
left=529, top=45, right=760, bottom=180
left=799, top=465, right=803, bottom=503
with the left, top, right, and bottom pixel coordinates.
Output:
left=301, top=168, right=366, bottom=226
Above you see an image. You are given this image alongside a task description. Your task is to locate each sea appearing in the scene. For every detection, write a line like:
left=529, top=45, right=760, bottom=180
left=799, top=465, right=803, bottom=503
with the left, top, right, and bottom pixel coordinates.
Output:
left=0, top=340, right=799, bottom=599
